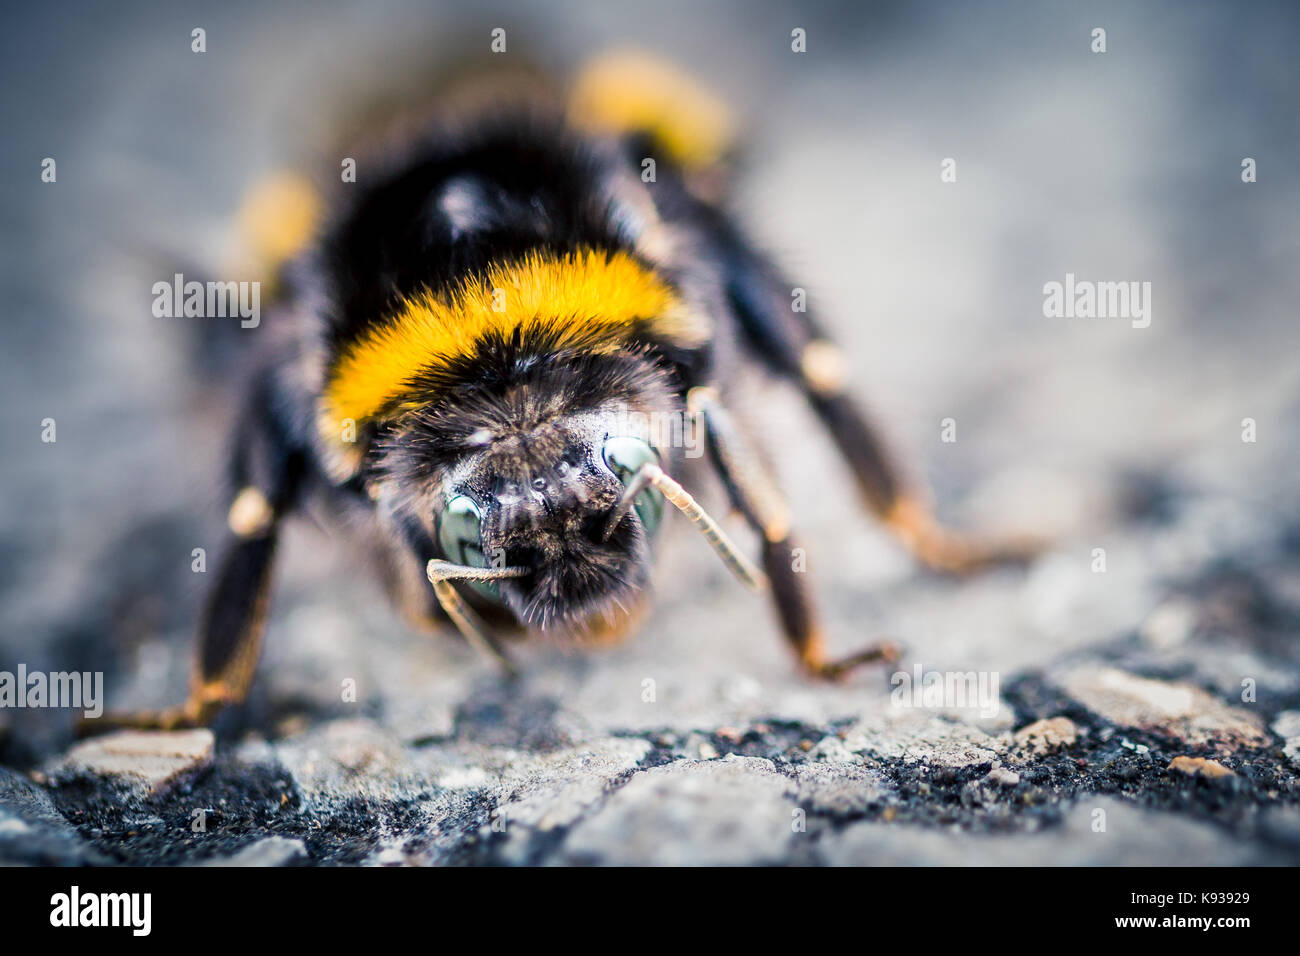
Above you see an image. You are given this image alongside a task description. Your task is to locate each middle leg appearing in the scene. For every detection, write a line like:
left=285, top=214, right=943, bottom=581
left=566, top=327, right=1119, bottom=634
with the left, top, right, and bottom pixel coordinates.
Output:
left=688, top=387, right=899, bottom=679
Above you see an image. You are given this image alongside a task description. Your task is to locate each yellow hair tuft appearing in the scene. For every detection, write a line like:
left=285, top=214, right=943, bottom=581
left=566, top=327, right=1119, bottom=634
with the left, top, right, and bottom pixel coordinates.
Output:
left=569, top=50, right=736, bottom=169
left=237, top=171, right=322, bottom=273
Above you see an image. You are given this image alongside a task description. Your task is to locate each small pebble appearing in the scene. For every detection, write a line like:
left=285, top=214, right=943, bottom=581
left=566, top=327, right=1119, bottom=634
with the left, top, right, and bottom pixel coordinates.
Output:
left=985, top=765, right=1021, bottom=788
left=1167, top=755, right=1234, bottom=780
left=1013, top=717, right=1078, bottom=756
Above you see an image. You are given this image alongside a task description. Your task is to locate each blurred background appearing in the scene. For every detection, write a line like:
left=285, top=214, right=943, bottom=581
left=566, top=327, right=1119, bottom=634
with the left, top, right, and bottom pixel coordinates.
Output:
left=2, top=0, right=1299, bottom=765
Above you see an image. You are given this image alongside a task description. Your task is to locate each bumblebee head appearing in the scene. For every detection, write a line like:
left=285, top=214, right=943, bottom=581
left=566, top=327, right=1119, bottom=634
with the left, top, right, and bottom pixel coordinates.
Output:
left=375, top=343, right=679, bottom=631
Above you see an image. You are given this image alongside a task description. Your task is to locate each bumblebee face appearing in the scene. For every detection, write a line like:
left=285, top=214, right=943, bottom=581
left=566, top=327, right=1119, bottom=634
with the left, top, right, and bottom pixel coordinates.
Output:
left=370, top=333, right=684, bottom=634
left=430, top=412, right=666, bottom=629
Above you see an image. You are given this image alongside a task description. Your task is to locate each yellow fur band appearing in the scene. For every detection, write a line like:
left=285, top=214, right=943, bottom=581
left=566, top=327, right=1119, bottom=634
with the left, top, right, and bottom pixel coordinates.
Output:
left=319, top=248, right=704, bottom=442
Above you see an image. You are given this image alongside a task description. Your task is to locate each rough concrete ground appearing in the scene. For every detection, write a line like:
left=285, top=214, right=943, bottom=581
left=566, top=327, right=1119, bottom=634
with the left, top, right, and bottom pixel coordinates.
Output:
left=2, top=2, right=1300, bottom=865
left=7, top=494, right=1300, bottom=865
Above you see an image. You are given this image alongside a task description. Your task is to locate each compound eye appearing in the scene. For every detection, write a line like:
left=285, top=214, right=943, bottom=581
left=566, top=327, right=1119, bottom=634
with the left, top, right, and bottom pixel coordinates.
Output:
left=602, top=436, right=665, bottom=535
left=436, top=494, right=504, bottom=602
left=437, top=495, right=485, bottom=567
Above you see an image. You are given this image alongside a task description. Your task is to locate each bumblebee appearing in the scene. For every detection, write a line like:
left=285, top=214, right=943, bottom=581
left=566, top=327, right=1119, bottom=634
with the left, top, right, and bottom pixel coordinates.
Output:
left=97, top=52, right=1034, bottom=732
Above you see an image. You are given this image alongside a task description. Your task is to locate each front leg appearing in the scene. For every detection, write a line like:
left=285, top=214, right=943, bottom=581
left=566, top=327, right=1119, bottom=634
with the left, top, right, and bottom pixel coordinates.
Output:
left=79, top=365, right=303, bottom=736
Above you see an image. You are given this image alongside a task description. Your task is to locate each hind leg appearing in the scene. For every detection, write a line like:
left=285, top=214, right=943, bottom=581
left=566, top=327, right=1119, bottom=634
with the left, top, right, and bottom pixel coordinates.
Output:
left=801, top=363, right=1040, bottom=573
left=718, top=233, right=1041, bottom=573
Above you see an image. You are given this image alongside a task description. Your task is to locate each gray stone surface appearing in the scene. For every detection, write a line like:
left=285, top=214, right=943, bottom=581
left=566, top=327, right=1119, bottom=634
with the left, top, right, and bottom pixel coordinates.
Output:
left=45, top=729, right=215, bottom=799
left=1274, top=711, right=1300, bottom=771
left=198, top=836, right=308, bottom=867
left=822, top=797, right=1274, bottom=867
left=562, top=757, right=797, bottom=866
left=1052, top=667, right=1268, bottom=752
left=0, top=767, right=109, bottom=865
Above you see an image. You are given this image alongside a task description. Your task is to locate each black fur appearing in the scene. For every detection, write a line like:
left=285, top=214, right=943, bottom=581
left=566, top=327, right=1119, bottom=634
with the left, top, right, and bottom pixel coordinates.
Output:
left=318, top=107, right=636, bottom=360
